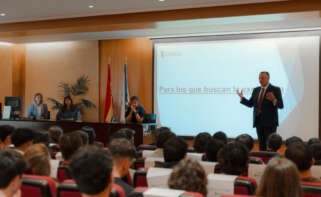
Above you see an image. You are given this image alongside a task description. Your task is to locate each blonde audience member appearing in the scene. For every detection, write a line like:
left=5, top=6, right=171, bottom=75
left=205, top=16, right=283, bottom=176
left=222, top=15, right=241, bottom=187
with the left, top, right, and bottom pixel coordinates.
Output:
left=256, top=157, right=302, bottom=197
left=24, top=143, right=51, bottom=176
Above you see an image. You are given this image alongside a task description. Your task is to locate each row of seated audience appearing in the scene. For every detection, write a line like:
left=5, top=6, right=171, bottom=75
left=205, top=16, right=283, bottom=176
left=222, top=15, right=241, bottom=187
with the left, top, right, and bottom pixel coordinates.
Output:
left=0, top=124, right=321, bottom=197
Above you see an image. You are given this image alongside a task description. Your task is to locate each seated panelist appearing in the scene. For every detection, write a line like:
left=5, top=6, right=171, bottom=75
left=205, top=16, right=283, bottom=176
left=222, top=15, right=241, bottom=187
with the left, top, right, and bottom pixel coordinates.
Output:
left=56, top=96, right=80, bottom=121
left=28, top=93, right=49, bottom=120
left=125, top=96, right=146, bottom=123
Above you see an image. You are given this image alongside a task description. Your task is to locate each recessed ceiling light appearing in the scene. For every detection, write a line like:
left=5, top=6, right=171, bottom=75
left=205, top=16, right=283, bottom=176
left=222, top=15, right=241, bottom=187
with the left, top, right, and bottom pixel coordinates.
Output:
left=0, top=13, right=6, bottom=17
left=158, top=0, right=165, bottom=2
left=88, top=5, right=94, bottom=8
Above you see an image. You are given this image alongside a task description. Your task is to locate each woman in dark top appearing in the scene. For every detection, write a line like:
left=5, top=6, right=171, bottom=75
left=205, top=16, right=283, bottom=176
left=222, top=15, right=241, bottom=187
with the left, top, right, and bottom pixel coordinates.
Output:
left=125, top=96, right=146, bottom=123
left=56, top=96, right=80, bottom=121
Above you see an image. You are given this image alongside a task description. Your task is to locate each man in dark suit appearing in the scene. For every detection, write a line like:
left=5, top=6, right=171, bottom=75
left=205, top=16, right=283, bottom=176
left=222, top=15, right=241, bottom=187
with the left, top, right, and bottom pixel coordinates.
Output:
left=237, top=71, right=283, bottom=151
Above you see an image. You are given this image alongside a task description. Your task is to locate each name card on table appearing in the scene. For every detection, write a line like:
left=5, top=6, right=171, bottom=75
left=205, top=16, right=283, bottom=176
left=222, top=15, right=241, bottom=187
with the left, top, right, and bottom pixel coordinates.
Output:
left=208, top=173, right=237, bottom=197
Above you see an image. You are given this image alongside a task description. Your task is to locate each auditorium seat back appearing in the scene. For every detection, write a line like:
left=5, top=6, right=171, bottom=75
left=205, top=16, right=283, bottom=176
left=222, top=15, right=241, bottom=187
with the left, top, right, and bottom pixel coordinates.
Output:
left=138, top=144, right=157, bottom=151
left=186, top=153, right=203, bottom=161
left=21, top=174, right=56, bottom=197
left=249, top=151, right=280, bottom=164
left=301, top=181, right=321, bottom=197
left=57, top=161, right=72, bottom=182
left=234, top=176, right=257, bottom=195
left=248, top=156, right=264, bottom=164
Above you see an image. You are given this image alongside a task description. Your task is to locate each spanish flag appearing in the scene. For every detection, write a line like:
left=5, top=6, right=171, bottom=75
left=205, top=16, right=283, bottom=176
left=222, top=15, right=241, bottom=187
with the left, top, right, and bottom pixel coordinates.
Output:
left=104, top=64, right=113, bottom=123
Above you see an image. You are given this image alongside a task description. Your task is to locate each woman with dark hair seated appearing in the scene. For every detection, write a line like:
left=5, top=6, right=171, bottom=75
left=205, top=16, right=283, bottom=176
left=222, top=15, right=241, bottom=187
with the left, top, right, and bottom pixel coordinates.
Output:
left=56, top=96, right=80, bottom=121
left=256, top=157, right=302, bottom=197
left=217, top=141, right=249, bottom=176
left=28, top=93, right=49, bottom=120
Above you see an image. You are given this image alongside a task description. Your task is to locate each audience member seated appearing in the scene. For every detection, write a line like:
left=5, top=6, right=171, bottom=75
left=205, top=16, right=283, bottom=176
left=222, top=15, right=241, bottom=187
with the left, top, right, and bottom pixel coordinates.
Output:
left=0, top=149, right=27, bottom=197
left=285, top=136, right=303, bottom=148
left=74, top=130, right=89, bottom=146
left=157, top=136, right=188, bottom=168
left=152, top=129, right=176, bottom=158
left=150, top=127, right=170, bottom=146
left=70, top=146, right=114, bottom=197
left=285, top=143, right=321, bottom=182
left=235, top=134, right=254, bottom=152
left=28, top=93, right=49, bottom=120
left=109, top=138, right=136, bottom=196
left=81, top=126, right=97, bottom=145
left=267, top=133, right=282, bottom=152
left=56, top=96, right=80, bottom=121
left=110, top=128, right=136, bottom=145
left=33, top=130, right=50, bottom=147
left=217, top=141, right=249, bottom=176
left=24, top=143, right=51, bottom=176
left=57, top=132, right=83, bottom=161
left=125, top=96, right=146, bottom=123
left=0, top=125, right=14, bottom=149
left=307, top=137, right=321, bottom=147
left=213, top=131, right=228, bottom=144
left=11, top=128, right=34, bottom=155
left=48, top=126, right=63, bottom=145
left=204, top=138, right=225, bottom=162
left=193, top=132, right=211, bottom=153
left=256, top=157, right=302, bottom=197
left=168, top=158, right=207, bottom=196
left=310, top=143, right=321, bottom=165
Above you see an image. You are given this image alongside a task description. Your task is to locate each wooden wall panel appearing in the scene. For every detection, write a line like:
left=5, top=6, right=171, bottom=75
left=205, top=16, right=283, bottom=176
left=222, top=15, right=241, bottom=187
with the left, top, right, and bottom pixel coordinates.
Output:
left=99, top=38, right=153, bottom=122
left=0, top=45, right=13, bottom=111
left=11, top=44, right=26, bottom=114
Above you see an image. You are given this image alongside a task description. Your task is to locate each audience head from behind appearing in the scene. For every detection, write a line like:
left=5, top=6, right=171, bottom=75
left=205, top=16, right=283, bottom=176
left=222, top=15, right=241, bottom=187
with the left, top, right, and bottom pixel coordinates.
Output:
left=163, top=136, right=188, bottom=167
left=267, top=133, right=282, bottom=152
left=24, top=143, right=51, bottom=176
left=111, top=128, right=135, bottom=144
left=168, top=158, right=208, bottom=196
left=285, top=136, right=303, bottom=148
left=212, top=131, right=228, bottom=144
left=11, top=128, right=34, bottom=154
left=156, top=129, right=176, bottom=148
left=205, top=138, right=225, bottom=162
left=109, top=138, right=136, bottom=195
left=285, top=142, right=320, bottom=182
left=81, top=126, right=96, bottom=145
left=59, top=132, right=83, bottom=161
left=310, top=143, right=321, bottom=165
left=307, top=137, right=321, bottom=147
left=217, top=141, right=249, bottom=176
left=256, top=157, right=302, bottom=197
left=109, top=138, right=136, bottom=178
left=0, top=125, right=14, bottom=149
left=48, top=126, right=63, bottom=144
left=0, top=149, right=27, bottom=197
left=32, top=130, right=50, bottom=147
left=235, top=134, right=254, bottom=151
left=193, top=132, right=211, bottom=153
left=151, top=127, right=171, bottom=145
left=70, top=146, right=113, bottom=197
left=74, top=130, right=89, bottom=146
